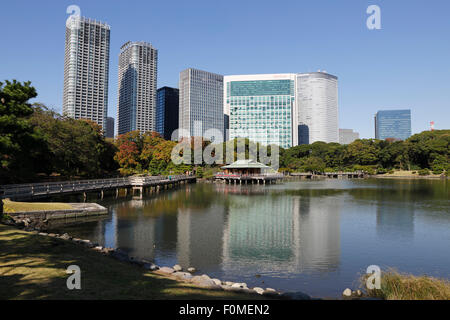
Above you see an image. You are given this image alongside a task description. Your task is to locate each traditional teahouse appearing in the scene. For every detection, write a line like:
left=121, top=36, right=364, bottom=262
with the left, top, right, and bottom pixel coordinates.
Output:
left=215, top=159, right=283, bottom=185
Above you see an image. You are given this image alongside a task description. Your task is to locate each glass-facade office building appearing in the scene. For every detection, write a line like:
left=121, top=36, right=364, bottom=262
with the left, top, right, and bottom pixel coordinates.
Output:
left=224, top=72, right=339, bottom=148
left=375, top=109, right=411, bottom=140
left=117, top=41, right=158, bottom=135
left=179, top=68, right=224, bottom=140
left=156, top=87, right=179, bottom=140
left=225, top=74, right=296, bottom=148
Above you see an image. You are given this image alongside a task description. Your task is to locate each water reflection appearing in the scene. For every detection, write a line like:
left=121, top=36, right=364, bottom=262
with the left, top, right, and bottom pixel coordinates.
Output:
left=376, top=201, right=415, bottom=240
left=49, top=178, right=450, bottom=297
left=177, top=205, right=226, bottom=269
left=221, top=193, right=341, bottom=277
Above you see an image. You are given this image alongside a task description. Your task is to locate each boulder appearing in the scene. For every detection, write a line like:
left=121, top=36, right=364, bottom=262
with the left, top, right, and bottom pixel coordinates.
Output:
left=159, top=267, right=175, bottom=274
left=263, top=288, right=279, bottom=297
left=253, top=287, right=264, bottom=295
left=101, top=247, right=114, bottom=255
left=143, top=263, right=159, bottom=271
left=356, top=290, right=363, bottom=297
left=93, top=246, right=103, bottom=251
left=191, top=275, right=221, bottom=289
left=173, top=272, right=193, bottom=280
left=342, top=288, right=352, bottom=297
left=231, top=283, right=247, bottom=289
left=212, top=279, right=222, bottom=286
left=173, top=264, right=182, bottom=272
left=60, top=233, right=71, bottom=240
left=38, top=232, right=48, bottom=236
left=187, top=267, right=196, bottom=273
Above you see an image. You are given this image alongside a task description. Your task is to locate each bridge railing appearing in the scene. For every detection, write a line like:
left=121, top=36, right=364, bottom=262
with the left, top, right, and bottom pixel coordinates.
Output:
left=0, top=175, right=194, bottom=199
left=1, top=177, right=131, bottom=199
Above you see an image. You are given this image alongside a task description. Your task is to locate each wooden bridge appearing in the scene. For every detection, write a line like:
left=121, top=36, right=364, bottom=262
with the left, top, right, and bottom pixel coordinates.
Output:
left=290, top=171, right=367, bottom=179
left=0, top=175, right=197, bottom=201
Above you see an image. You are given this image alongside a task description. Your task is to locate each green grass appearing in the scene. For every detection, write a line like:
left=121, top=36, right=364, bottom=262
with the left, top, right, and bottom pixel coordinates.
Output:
left=3, top=199, right=74, bottom=213
left=0, top=224, right=267, bottom=300
left=363, top=270, right=450, bottom=300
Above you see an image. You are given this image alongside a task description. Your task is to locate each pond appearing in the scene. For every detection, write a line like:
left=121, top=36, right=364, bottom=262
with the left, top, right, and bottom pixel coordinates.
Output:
left=49, top=178, right=450, bottom=298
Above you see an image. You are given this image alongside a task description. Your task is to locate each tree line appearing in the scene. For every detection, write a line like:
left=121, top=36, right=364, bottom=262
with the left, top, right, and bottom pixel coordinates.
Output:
left=1, top=80, right=448, bottom=184
left=279, top=132, right=449, bottom=175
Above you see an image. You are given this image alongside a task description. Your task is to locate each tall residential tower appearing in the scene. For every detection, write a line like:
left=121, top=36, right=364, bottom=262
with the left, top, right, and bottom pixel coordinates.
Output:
left=179, top=68, right=224, bottom=141
left=63, top=16, right=111, bottom=129
left=117, top=41, right=158, bottom=135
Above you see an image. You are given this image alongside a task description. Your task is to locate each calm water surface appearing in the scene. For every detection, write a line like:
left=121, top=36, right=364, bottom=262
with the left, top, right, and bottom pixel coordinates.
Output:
left=50, top=179, right=450, bottom=298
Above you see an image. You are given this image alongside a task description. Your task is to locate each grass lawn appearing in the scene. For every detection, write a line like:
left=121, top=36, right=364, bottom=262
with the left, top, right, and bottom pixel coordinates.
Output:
left=2, top=199, right=74, bottom=213
left=0, top=224, right=266, bottom=300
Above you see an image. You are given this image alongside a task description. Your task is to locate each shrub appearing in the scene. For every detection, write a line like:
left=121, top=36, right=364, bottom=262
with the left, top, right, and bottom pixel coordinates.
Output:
left=418, top=169, right=430, bottom=176
left=362, top=270, right=450, bottom=300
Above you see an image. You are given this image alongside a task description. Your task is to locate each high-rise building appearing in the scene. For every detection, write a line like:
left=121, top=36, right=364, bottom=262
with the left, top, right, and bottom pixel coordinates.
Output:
left=296, top=72, right=339, bottom=145
left=339, top=129, right=359, bottom=145
left=63, top=16, right=111, bottom=129
left=179, top=68, right=224, bottom=140
left=117, top=41, right=157, bottom=135
left=105, top=117, right=114, bottom=138
left=223, top=71, right=339, bottom=148
left=224, top=74, right=296, bottom=148
left=375, top=109, right=411, bottom=140
left=156, top=87, right=179, bottom=140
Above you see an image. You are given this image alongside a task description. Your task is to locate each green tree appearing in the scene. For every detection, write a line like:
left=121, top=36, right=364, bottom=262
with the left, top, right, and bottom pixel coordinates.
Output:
left=30, top=105, right=118, bottom=178
left=0, top=80, right=48, bottom=183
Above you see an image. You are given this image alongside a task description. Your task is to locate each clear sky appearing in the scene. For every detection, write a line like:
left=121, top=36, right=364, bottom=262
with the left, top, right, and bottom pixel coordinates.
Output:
left=1, top=0, right=449, bottom=138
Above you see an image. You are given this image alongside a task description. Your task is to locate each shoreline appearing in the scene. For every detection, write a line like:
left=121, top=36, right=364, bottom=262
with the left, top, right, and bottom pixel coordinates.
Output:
left=370, top=175, right=448, bottom=180
left=0, top=221, right=310, bottom=300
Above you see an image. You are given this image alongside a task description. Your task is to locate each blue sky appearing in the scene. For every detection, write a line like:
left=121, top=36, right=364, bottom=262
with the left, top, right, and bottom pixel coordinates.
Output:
left=1, top=0, right=449, bottom=138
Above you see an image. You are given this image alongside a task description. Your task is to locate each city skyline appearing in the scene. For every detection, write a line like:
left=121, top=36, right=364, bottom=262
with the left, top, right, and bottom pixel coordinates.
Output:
left=1, top=1, right=449, bottom=138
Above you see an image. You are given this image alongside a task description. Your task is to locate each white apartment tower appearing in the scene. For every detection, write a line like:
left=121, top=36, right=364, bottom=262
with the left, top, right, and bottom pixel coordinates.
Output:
left=179, top=68, right=224, bottom=140
left=63, top=16, right=110, bottom=129
left=117, top=41, right=158, bottom=135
